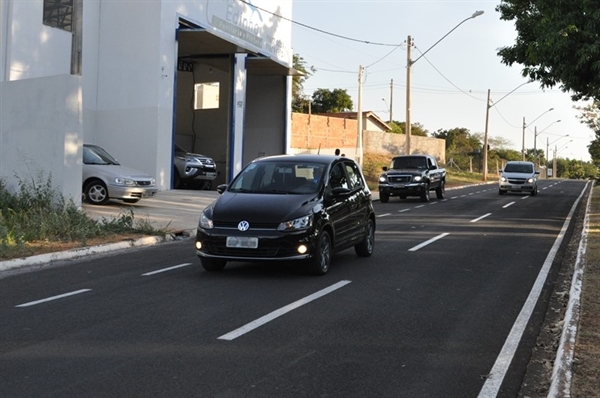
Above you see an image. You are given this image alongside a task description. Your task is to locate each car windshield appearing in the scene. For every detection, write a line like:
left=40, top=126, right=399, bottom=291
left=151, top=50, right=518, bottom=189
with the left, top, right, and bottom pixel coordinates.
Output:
left=83, top=145, right=119, bottom=165
left=504, top=163, right=533, bottom=173
left=391, top=156, right=427, bottom=169
left=228, top=161, right=325, bottom=194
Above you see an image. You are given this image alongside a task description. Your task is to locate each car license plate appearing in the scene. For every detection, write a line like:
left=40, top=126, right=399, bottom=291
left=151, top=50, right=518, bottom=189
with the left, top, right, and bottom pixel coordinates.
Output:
left=393, top=183, right=405, bottom=188
left=207, top=172, right=217, bottom=178
left=226, top=236, right=258, bottom=249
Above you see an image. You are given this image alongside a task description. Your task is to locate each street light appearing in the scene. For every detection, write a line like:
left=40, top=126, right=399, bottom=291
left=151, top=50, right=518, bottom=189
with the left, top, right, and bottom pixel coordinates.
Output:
left=405, top=10, right=484, bottom=155
left=546, top=134, right=569, bottom=178
left=553, top=139, right=573, bottom=178
left=533, top=119, right=561, bottom=166
left=481, top=81, right=532, bottom=181
left=522, top=108, right=553, bottom=160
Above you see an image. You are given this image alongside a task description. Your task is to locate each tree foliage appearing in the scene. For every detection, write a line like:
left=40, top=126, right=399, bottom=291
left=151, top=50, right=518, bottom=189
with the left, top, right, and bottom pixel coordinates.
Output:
left=575, top=100, right=600, bottom=166
left=311, top=88, right=353, bottom=114
left=432, top=128, right=482, bottom=170
left=390, top=121, right=429, bottom=137
left=291, top=54, right=315, bottom=113
left=496, top=0, right=600, bottom=101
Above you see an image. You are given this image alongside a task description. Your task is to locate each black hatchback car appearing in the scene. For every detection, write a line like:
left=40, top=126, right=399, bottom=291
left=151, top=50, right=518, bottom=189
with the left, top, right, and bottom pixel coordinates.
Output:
left=195, top=154, right=375, bottom=275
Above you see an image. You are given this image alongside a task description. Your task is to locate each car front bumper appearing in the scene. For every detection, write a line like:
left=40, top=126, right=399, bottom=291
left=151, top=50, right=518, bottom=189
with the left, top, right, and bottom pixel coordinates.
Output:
left=379, top=182, right=427, bottom=196
left=195, top=227, right=316, bottom=261
left=499, top=182, right=536, bottom=192
left=107, top=185, right=158, bottom=200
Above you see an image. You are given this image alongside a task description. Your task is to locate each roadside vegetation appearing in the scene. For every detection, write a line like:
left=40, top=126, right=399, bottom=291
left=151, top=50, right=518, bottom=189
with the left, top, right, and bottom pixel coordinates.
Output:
left=572, top=181, right=600, bottom=396
left=0, top=173, right=164, bottom=261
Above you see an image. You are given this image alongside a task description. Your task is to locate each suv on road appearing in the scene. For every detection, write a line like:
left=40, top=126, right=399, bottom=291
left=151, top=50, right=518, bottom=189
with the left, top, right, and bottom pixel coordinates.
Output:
left=498, top=161, right=539, bottom=196
left=173, top=144, right=217, bottom=190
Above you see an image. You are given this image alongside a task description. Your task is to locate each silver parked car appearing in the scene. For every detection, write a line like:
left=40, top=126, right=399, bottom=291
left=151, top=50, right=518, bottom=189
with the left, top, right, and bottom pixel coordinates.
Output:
left=498, top=161, right=539, bottom=196
left=173, top=144, right=217, bottom=189
left=82, top=144, right=158, bottom=205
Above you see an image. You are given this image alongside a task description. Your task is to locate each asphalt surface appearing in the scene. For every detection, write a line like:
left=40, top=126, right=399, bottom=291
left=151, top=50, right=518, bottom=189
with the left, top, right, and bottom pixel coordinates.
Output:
left=0, top=181, right=592, bottom=398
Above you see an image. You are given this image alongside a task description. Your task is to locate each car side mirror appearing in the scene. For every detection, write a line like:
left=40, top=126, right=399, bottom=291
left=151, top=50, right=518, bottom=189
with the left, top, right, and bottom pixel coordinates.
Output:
left=382, top=166, right=388, bottom=171
left=217, top=184, right=228, bottom=194
left=332, top=187, right=351, bottom=196
left=535, top=171, right=540, bottom=175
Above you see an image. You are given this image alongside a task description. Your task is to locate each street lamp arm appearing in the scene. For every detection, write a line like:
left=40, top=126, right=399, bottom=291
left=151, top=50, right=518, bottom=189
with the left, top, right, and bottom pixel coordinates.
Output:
left=489, top=80, right=532, bottom=109
left=411, top=10, right=484, bottom=65
left=526, top=108, right=554, bottom=127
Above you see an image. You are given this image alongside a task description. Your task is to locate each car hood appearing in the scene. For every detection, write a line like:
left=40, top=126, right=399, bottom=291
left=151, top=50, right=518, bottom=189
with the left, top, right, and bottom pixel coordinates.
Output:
left=502, top=171, right=535, bottom=179
left=177, top=151, right=212, bottom=160
left=384, top=168, right=424, bottom=175
left=83, top=164, right=155, bottom=181
left=211, top=192, right=318, bottom=223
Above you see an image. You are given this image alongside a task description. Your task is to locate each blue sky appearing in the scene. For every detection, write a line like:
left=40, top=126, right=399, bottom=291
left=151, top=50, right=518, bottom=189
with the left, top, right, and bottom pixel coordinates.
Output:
left=291, top=0, right=593, bottom=162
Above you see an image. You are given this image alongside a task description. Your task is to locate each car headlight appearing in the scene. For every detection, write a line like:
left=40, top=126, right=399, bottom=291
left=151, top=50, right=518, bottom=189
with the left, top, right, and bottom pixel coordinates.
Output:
left=527, top=177, right=534, bottom=183
left=378, top=175, right=388, bottom=183
left=413, top=176, right=422, bottom=182
left=500, top=176, right=507, bottom=182
left=199, top=211, right=213, bottom=229
left=114, top=177, right=136, bottom=186
left=277, top=214, right=312, bottom=232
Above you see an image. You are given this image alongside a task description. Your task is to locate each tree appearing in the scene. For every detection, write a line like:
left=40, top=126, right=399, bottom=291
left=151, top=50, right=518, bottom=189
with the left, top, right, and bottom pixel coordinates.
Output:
left=432, top=128, right=481, bottom=170
left=496, top=0, right=600, bottom=101
left=311, top=88, right=353, bottom=114
left=291, top=54, right=315, bottom=113
left=390, top=121, right=429, bottom=137
left=575, top=100, right=600, bottom=166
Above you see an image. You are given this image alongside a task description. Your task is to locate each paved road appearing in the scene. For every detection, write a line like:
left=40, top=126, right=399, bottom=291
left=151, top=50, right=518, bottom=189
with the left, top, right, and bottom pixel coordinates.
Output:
left=0, top=180, right=589, bottom=397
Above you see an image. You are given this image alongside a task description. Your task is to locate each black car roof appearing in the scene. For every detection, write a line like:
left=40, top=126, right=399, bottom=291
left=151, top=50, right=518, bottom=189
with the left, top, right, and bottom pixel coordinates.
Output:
left=251, top=154, right=346, bottom=164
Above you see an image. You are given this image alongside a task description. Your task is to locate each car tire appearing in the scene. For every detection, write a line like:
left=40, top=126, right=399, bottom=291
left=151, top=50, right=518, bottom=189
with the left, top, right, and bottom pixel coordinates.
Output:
left=84, top=180, right=110, bottom=205
left=380, top=192, right=389, bottom=203
left=173, top=170, right=182, bottom=189
left=399, top=195, right=406, bottom=200
left=308, top=231, right=331, bottom=275
left=355, top=219, right=375, bottom=257
left=531, top=187, right=538, bottom=196
left=420, top=184, right=430, bottom=202
left=201, top=258, right=227, bottom=271
left=122, top=199, right=140, bottom=204
left=435, top=180, right=445, bottom=199
left=499, top=188, right=505, bottom=195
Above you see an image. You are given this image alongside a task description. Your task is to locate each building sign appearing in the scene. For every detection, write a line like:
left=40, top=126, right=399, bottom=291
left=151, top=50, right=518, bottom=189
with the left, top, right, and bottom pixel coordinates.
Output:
left=206, top=0, right=291, bottom=64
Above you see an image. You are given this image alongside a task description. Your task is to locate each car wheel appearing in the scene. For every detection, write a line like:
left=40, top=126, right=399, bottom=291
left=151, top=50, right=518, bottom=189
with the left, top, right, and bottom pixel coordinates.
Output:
left=173, top=170, right=182, bottom=189
left=84, top=180, right=109, bottom=205
left=201, top=258, right=227, bottom=271
left=435, top=180, right=445, bottom=199
left=308, top=231, right=331, bottom=275
left=122, top=199, right=140, bottom=204
left=380, top=192, right=389, bottom=203
left=355, top=219, right=375, bottom=257
left=420, top=184, right=430, bottom=202
left=499, top=188, right=505, bottom=195
left=531, top=187, right=538, bottom=196
left=399, top=195, right=406, bottom=200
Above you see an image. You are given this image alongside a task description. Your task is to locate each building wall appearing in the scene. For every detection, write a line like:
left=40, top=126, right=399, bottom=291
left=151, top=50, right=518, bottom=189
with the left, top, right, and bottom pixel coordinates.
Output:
left=0, top=75, right=83, bottom=202
left=291, top=113, right=446, bottom=164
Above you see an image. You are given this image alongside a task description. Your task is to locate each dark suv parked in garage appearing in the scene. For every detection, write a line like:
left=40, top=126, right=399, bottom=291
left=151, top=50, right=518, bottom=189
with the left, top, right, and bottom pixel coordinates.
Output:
left=173, top=144, right=217, bottom=189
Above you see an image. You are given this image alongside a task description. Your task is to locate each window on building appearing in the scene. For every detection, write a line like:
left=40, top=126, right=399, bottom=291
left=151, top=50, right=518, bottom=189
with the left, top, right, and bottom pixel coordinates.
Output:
left=43, top=0, right=73, bottom=32
left=194, top=82, right=220, bottom=110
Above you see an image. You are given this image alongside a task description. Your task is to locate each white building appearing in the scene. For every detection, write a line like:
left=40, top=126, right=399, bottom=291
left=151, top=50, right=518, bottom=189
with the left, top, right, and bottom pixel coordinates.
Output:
left=1, top=0, right=297, bottom=203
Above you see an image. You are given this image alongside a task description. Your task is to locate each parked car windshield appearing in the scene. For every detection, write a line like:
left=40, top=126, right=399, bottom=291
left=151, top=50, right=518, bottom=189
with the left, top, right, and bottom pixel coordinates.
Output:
left=229, top=161, right=325, bottom=194
left=392, top=156, right=427, bottom=170
left=83, top=145, right=120, bottom=165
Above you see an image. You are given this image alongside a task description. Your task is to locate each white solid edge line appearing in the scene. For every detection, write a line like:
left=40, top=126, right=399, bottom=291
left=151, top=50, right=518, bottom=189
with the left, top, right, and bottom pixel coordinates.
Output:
left=218, top=280, right=352, bottom=341
left=548, top=181, right=592, bottom=397
left=408, top=233, right=450, bottom=252
left=16, top=289, right=92, bottom=307
left=142, top=263, right=191, bottom=276
left=470, top=213, right=492, bottom=223
left=478, top=181, right=589, bottom=397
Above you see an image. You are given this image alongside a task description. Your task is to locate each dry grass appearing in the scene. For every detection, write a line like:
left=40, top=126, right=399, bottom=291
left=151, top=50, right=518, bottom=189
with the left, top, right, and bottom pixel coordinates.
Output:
left=571, top=182, right=600, bottom=397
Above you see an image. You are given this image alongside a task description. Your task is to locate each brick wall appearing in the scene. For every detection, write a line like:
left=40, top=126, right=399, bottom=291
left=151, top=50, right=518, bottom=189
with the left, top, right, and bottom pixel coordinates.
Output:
left=291, top=113, right=446, bottom=164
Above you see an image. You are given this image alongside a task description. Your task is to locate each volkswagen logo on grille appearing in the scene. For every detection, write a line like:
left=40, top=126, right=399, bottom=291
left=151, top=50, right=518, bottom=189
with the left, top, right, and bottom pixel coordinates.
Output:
left=237, top=221, right=250, bottom=231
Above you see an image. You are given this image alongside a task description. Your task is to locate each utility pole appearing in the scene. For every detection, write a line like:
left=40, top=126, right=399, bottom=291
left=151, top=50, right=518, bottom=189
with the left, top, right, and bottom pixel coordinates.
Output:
left=405, top=36, right=412, bottom=155
left=389, top=79, right=394, bottom=123
left=357, top=65, right=364, bottom=167
left=482, top=89, right=491, bottom=181
left=522, top=117, right=526, bottom=161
